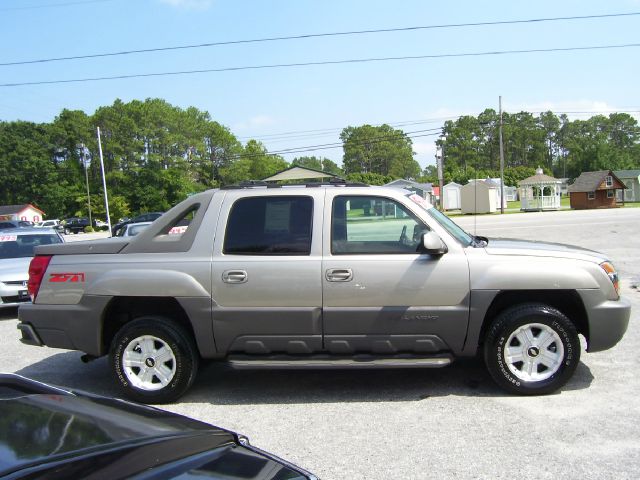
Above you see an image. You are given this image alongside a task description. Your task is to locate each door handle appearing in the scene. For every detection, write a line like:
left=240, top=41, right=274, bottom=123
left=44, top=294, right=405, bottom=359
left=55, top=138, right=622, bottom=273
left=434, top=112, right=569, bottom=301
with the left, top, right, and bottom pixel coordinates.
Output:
left=326, top=268, right=353, bottom=282
left=222, top=270, right=248, bottom=284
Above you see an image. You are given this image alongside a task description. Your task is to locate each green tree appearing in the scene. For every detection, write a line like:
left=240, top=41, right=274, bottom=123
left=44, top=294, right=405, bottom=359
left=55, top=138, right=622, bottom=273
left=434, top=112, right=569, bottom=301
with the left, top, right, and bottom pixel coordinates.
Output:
left=292, top=156, right=323, bottom=170
left=292, top=156, right=344, bottom=176
left=345, top=172, right=393, bottom=185
left=220, top=140, right=288, bottom=185
left=321, top=158, right=343, bottom=175
left=0, top=121, right=81, bottom=218
left=340, top=124, right=418, bottom=178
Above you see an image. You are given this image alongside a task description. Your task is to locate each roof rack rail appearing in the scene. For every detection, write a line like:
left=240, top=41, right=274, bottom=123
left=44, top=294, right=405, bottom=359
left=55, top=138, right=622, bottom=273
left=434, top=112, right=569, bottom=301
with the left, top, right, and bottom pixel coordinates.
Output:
left=221, top=180, right=279, bottom=190
left=221, top=178, right=370, bottom=189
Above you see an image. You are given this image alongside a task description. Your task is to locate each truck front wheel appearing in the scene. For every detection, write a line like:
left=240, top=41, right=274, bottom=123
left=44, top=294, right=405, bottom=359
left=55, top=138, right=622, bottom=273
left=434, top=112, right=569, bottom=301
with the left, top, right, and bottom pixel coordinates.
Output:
left=484, top=304, right=580, bottom=395
left=110, top=316, right=199, bottom=403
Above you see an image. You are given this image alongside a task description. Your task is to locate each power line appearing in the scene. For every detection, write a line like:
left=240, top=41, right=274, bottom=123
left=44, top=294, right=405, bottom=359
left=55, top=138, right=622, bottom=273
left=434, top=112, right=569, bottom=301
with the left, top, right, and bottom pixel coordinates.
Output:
left=237, top=117, right=454, bottom=141
left=242, top=110, right=640, bottom=158
left=528, top=110, right=640, bottom=115
left=0, top=0, right=116, bottom=11
left=3, top=43, right=639, bottom=87
left=228, top=130, right=442, bottom=160
left=1, top=12, right=638, bottom=66
left=267, top=128, right=442, bottom=154
left=237, top=110, right=640, bottom=147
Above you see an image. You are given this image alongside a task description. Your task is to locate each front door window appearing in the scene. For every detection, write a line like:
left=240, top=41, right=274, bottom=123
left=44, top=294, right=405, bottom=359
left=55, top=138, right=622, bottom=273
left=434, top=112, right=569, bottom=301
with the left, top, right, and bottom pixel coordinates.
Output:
left=331, top=196, right=428, bottom=254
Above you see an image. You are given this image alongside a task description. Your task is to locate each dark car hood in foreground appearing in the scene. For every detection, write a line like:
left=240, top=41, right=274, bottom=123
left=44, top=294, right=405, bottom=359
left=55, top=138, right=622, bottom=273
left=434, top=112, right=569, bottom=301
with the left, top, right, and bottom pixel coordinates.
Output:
left=0, top=375, right=313, bottom=480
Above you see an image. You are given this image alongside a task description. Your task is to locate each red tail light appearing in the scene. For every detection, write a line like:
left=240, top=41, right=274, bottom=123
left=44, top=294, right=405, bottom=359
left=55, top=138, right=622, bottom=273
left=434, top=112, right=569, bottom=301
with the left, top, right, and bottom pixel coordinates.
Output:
left=28, top=255, right=52, bottom=302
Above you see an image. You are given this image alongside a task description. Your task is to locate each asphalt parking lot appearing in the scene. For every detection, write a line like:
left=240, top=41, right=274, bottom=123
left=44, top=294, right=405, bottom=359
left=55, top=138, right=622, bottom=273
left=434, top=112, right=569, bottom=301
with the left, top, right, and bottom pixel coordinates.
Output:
left=1, top=208, right=639, bottom=479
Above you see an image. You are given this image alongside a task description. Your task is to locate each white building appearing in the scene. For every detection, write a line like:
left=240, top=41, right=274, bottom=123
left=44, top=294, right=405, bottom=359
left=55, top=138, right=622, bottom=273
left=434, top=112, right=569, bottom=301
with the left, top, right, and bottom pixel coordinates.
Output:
left=442, top=182, right=462, bottom=210
left=614, top=170, right=640, bottom=202
left=461, top=181, right=497, bottom=214
left=385, top=179, right=434, bottom=204
left=467, top=179, right=508, bottom=209
left=0, top=204, right=45, bottom=223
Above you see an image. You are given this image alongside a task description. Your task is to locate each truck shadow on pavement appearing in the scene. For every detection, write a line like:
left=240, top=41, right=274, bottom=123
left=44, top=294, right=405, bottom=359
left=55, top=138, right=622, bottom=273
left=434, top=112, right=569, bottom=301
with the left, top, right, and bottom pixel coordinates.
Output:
left=16, top=352, right=594, bottom=404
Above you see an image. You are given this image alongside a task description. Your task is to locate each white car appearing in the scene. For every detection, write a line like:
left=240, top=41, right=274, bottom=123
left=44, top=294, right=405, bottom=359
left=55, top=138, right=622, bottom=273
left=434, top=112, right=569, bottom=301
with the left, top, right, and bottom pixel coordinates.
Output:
left=34, top=219, right=65, bottom=233
left=35, top=219, right=61, bottom=228
left=0, top=228, right=64, bottom=308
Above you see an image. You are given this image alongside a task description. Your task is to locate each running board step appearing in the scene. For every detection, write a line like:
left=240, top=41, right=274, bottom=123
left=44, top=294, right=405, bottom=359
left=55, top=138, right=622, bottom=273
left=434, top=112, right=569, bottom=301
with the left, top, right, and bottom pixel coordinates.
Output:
left=226, top=354, right=453, bottom=369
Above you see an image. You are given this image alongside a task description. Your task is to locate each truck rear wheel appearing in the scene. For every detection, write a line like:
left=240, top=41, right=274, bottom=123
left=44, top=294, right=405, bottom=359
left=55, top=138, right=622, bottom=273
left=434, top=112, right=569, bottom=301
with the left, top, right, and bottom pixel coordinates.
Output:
left=484, top=303, right=580, bottom=395
left=110, top=316, right=199, bottom=404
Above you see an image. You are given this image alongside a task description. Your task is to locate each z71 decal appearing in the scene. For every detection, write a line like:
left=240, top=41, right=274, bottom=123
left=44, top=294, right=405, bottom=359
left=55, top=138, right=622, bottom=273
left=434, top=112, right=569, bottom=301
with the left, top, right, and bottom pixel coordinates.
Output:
left=50, top=273, right=85, bottom=283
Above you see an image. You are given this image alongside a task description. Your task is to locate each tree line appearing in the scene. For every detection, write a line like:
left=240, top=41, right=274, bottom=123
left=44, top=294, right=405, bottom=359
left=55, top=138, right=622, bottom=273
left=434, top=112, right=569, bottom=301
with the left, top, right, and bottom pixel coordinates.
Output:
left=426, top=109, right=640, bottom=185
left=1, top=98, right=638, bottom=221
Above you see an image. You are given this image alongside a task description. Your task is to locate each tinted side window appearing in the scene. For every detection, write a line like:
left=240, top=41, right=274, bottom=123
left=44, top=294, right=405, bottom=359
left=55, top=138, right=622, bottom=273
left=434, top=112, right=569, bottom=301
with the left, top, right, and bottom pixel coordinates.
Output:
left=332, top=195, right=428, bottom=254
left=224, top=196, right=313, bottom=255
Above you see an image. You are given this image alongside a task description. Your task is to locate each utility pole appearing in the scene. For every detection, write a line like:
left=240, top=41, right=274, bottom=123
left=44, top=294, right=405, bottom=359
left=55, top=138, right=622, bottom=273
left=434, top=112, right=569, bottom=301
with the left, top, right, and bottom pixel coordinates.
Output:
left=80, top=144, right=92, bottom=226
left=499, top=96, right=505, bottom=214
left=436, top=133, right=445, bottom=211
left=97, top=127, right=112, bottom=236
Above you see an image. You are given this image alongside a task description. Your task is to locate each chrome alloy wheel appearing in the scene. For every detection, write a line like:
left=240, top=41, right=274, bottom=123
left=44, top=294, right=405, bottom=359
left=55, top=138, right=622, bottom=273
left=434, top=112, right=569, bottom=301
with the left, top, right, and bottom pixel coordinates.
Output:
left=123, top=335, right=177, bottom=391
left=504, top=323, right=564, bottom=382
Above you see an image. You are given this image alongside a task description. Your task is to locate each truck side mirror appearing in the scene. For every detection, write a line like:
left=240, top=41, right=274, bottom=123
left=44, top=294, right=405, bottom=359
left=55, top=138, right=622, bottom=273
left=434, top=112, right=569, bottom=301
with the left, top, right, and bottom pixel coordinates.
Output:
left=420, top=231, right=448, bottom=256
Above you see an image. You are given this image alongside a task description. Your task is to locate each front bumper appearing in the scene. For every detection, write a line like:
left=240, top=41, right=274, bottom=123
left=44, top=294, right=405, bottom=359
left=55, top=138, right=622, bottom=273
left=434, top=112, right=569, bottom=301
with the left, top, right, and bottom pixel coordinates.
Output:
left=578, top=290, right=631, bottom=352
left=1, top=282, right=30, bottom=308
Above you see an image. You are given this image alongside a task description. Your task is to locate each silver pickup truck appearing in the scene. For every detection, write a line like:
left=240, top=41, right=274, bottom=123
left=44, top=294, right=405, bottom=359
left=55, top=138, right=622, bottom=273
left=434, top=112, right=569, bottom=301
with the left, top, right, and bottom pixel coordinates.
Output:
left=18, top=183, right=631, bottom=403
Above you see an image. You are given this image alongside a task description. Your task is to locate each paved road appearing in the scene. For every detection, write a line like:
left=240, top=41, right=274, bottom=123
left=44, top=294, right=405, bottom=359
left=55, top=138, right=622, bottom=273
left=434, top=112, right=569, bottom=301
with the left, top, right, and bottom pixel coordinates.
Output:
left=2, top=208, right=639, bottom=479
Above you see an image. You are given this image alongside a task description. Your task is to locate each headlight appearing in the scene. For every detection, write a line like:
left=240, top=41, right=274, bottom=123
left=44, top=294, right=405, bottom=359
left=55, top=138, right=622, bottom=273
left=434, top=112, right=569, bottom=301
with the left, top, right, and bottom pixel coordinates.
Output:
left=600, top=261, right=619, bottom=297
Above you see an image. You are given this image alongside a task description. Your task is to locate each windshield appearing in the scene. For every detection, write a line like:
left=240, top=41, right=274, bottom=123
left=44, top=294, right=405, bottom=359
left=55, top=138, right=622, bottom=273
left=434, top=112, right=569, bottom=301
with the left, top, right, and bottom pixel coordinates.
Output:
left=406, top=194, right=473, bottom=247
left=0, top=234, right=62, bottom=259
left=127, top=224, right=150, bottom=236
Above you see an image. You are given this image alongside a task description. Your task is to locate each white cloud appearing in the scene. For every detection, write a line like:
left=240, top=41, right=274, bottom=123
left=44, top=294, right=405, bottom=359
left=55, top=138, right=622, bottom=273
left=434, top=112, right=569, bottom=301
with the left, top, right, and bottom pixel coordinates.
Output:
left=158, top=0, right=213, bottom=10
left=247, top=115, right=275, bottom=127
left=413, top=141, right=438, bottom=168
left=233, top=115, right=277, bottom=135
left=420, top=107, right=469, bottom=121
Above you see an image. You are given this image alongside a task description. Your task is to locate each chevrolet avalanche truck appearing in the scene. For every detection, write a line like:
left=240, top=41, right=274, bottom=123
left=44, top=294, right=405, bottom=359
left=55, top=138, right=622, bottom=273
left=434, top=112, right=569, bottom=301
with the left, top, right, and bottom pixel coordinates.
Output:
left=17, top=182, right=631, bottom=403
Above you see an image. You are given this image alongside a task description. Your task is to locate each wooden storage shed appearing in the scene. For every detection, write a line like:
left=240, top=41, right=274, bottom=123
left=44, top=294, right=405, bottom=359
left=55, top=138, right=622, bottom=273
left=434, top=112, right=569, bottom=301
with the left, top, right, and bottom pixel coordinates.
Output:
left=461, top=180, right=497, bottom=214
left=614, top=170, right=640, bottom=203
left=442, top=182, right=462, bottom=210
left=568, top=170, right=626, bottom=209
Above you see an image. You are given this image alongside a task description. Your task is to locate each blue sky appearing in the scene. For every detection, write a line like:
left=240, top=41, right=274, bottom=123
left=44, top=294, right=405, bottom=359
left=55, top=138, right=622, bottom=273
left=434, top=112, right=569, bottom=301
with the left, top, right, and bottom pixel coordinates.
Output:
left=1, top=0, right=639, bottom=168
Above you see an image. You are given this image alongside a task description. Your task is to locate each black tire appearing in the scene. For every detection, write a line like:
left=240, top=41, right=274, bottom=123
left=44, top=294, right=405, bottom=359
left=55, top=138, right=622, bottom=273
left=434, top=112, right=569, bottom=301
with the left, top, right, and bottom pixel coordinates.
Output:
left=110, top=316, right=199, bottom=404
left=484, top=303, right=580, bottom=395
left=64, top=228, right=71, bottom=235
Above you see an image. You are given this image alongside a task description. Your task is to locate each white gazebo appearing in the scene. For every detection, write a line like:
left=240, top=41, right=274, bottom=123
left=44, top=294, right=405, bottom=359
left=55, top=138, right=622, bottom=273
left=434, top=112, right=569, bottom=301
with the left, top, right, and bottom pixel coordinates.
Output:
left=518, top=168, right=562, bottom=211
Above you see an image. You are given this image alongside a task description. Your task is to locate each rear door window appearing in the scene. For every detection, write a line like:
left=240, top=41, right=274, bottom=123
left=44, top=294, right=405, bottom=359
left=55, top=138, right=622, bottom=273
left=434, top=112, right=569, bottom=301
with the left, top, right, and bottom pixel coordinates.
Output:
left=224, top=196, right=313, bottom=255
